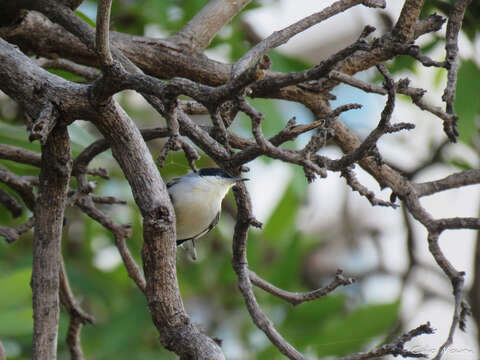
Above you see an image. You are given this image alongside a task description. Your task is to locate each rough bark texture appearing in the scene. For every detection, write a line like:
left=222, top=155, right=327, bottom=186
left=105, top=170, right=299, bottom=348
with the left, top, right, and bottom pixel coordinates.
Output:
left=31, top=125, right=72, bottom=359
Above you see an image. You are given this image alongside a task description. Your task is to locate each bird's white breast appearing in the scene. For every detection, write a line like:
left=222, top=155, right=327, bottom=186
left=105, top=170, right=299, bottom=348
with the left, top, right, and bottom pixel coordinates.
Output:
left=169, top=177, right=232, bottom=240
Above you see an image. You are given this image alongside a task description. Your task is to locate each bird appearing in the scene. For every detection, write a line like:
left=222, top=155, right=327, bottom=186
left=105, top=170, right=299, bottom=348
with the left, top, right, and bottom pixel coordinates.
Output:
left=167, top=167, right=248, bottom=259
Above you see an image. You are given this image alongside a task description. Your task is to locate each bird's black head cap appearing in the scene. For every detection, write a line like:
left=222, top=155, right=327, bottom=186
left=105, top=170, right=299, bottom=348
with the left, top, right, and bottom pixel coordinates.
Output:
left=198, top=168, right=235, bottom=179
left=198, top=168, right=237, bottom=179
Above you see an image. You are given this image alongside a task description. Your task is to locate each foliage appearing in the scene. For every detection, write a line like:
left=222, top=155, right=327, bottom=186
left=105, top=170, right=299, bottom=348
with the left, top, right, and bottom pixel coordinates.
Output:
left=1, top=0, right=480, bottom=359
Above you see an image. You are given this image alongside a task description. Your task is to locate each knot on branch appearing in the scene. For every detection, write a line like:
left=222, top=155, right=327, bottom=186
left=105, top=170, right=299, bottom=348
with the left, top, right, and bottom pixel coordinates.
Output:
left=248, top=217, right=263, bottom=228
left=144, top=205, right=174, bottom=231
left=459, top=301, right=471, bottom=332
left=334, top=269, right=355, bottom=286
left=28, top=103, right=59, bottom=145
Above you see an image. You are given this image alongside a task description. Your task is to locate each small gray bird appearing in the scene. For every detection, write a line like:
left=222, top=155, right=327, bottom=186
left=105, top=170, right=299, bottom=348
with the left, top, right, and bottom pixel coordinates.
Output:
left=167, top=168, right=248, bottom=259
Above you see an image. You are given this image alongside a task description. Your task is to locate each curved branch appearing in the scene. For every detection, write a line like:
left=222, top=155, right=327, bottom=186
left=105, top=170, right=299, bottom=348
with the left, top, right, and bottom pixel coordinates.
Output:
left=233, top=0, right=385, bottom=76
left=232, top=182, right=306, bottom=360
left=59, top=256, right=94, bottom=360
left=171, top=0, right=252, bottom=52
left=249, top=269, right=354, bottom=306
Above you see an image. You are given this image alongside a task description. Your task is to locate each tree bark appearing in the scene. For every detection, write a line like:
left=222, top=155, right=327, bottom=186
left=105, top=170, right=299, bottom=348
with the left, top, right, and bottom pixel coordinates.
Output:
left=31, top=125, right=72, bottom=360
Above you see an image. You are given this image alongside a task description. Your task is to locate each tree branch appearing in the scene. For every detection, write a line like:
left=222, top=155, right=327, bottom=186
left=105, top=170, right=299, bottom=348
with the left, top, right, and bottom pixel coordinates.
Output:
left=95, top=0, right=113, bottom=68
left=59, top=256, right=94, bottom=360
left=441, top=0, right=472, bottom=142
left=32, top=125, right=72, bottom=360
left=171, top=0, right=252, bottom=52
left=0, top=217, right=35, bottom=243
left=249, top=269, right=354, bottom=306
left=233, top=0, right=385, bottom=76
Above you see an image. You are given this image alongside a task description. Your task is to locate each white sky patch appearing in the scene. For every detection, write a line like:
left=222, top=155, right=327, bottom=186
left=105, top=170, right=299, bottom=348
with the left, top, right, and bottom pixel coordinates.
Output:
left=93, top=245, right=122, bottom=271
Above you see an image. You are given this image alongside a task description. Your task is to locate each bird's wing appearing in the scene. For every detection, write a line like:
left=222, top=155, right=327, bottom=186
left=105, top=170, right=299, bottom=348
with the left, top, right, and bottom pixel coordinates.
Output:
left=176, top=211, right=220, bottom=246
left=166, top=177, right=181, bottom=188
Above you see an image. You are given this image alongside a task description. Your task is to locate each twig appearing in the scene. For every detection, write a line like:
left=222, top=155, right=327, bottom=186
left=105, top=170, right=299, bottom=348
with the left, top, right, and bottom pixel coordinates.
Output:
left=0, top=165, right=36, bottom=210
left=326, top=64, right=416, bottom=171
left=427, top=231, right=465, bottom=360
left=253, top=25, right=375, bottom=95
left=328, top=72, right=456, bottom=132
left=91, top=195, right=127, bottom=205
left=233, top=0, right=385, bottom=76
left=338, top=322, right=434, bottom=359
left=74, top=185, right=145, bottom=293
left=414, top=169, right=480, bottom=197
left=341, top=167, right=398, bottom=208
left=0, top=217, right=35, bottom=243
left=249, top=269, right=354, bottom=306
left=441, top=0, right=472, bottom=142
left=232, top=181, right=306, bottom=360
left=59, top=256, right=94, bottom=360
left=0, top=188, right=23, bottom=218
left=37, top=58, right=99, bottom=81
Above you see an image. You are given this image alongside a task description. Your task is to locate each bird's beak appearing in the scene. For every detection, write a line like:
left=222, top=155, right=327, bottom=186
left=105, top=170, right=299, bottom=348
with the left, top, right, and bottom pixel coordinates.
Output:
left=232, top=177, right=249, bottom=182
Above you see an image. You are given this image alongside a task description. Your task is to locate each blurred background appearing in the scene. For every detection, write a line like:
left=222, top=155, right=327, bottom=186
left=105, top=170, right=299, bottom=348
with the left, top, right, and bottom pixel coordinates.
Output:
left=1, top=0, right=480, bottom=359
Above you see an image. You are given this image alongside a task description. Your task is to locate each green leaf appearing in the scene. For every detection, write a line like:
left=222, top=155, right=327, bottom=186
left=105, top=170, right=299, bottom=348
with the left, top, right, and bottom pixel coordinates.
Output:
left=454, top=59, right=480, bottom=144
left=0, top=268, right=32, bottom=309
left=48, top=69, right=86, bottom=83
left=281, top=295, right=347, bottom=349
left=0, top=307, right=33, bottom=336
left=314, top=301, right=399, bottom=356
left=262, top=181, right=299, bottom=243
left=75, top=9, right=96, bottom=27
left=267, top=50, right=312, bottom=73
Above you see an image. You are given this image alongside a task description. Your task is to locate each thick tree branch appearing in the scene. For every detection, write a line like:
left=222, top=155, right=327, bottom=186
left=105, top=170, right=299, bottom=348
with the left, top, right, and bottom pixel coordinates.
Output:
left=393, top=0, right=426, bottom=43
left=95, top=0, right=113, bottom=68
left=171, top=0, right=252, bottom=53
left=31, top=125, right=72, bottom=360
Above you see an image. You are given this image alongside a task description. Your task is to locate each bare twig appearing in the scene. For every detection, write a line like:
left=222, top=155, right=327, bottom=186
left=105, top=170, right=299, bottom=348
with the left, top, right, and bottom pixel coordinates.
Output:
left=233, top=0, right=385, bottom=76
left=0, top=165, right=36, bottom=210
left=0, top=188, right=23, bottom=218
left=249, top=269, right=354, bottom=306
left=37, top=58, right=99, bottom=81
left=59, top=256, right=94, bottom=360
left=341, top=167, right=398, bottom=208
left=232, top=182, right=306, bottom=360
left=442, top=0, right=472, bottom=142
left=428, top=232, right=466, bottom=360
left=338, top=322, right=434, bottom=360
left=415, top=170, right=480, bottom=197
left=0, top=217, right=35, bottom=243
